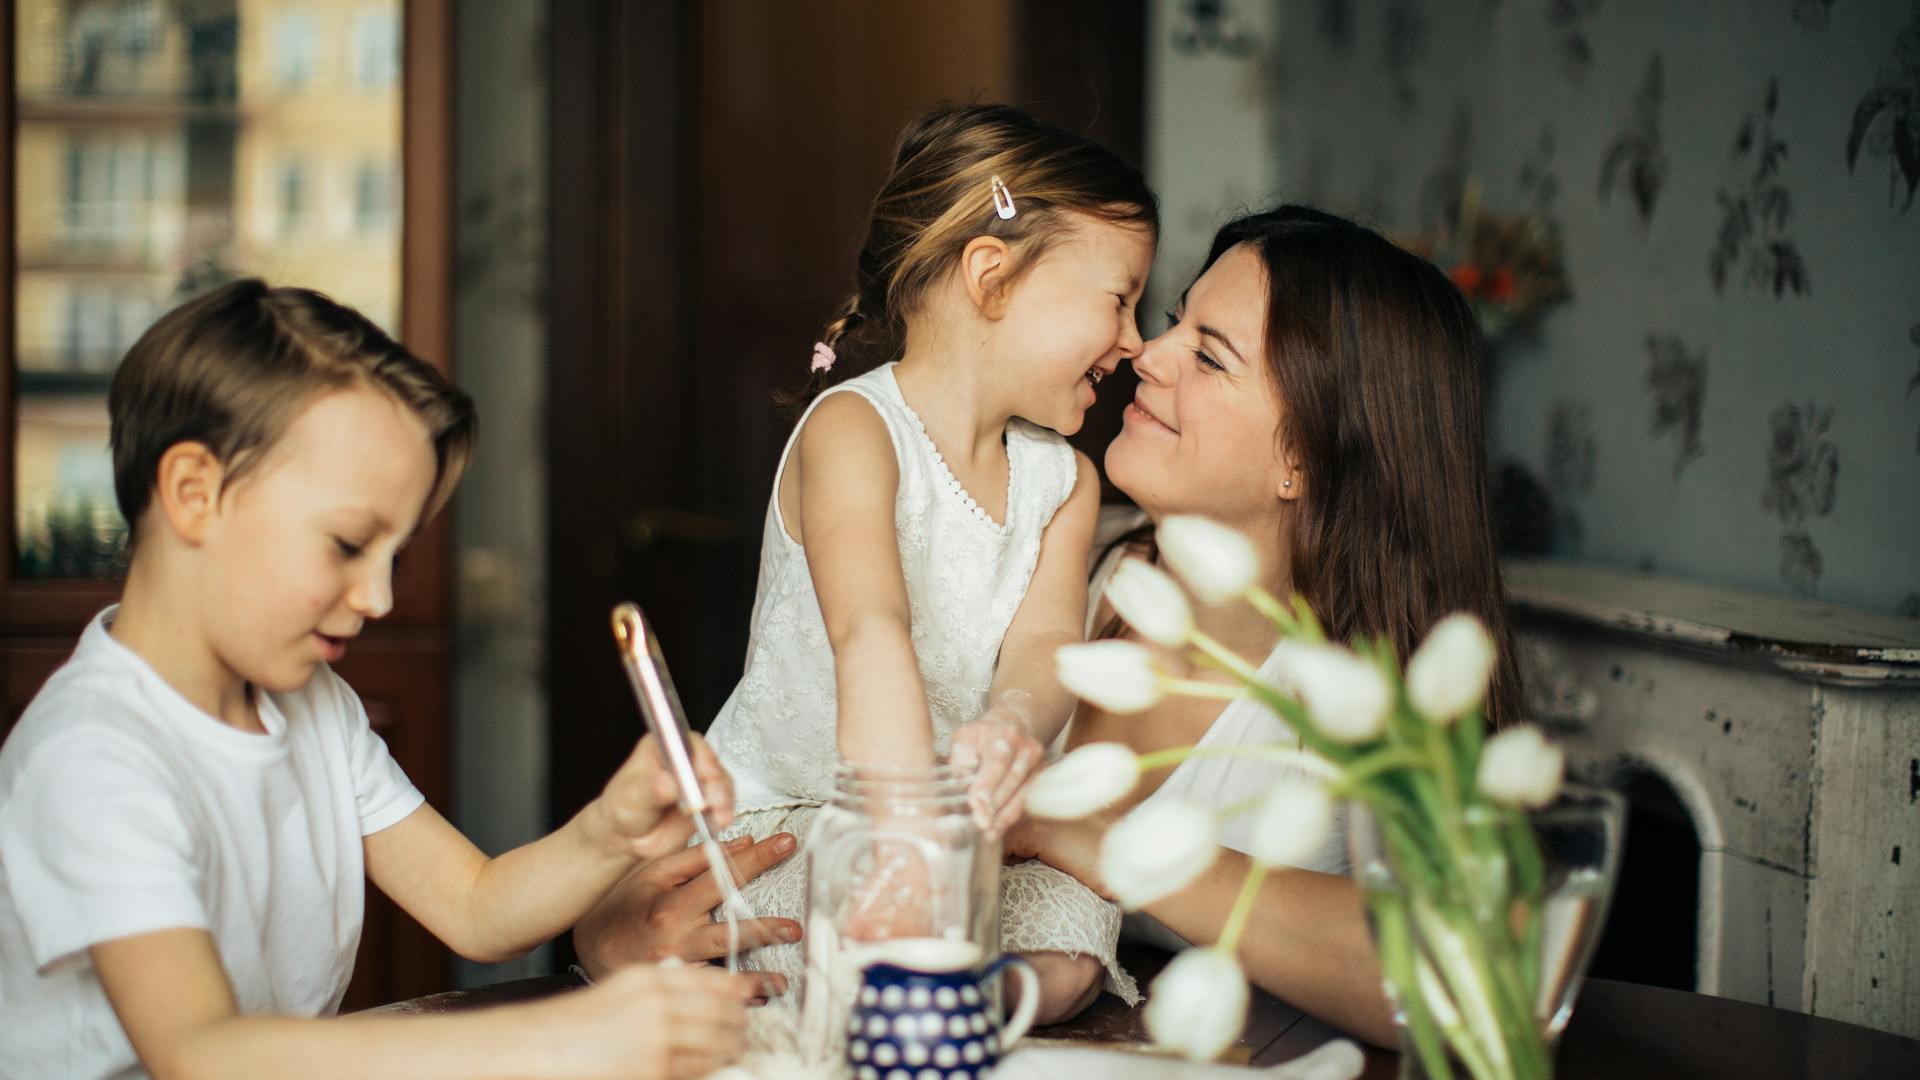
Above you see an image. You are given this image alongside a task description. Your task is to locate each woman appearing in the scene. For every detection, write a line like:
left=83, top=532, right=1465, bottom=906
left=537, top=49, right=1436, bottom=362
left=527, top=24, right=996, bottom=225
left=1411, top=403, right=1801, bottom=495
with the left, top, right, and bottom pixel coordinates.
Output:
left=1006, top=204, right=1521, bottom=1046
left=576, top=204, right=1518, bottom=1041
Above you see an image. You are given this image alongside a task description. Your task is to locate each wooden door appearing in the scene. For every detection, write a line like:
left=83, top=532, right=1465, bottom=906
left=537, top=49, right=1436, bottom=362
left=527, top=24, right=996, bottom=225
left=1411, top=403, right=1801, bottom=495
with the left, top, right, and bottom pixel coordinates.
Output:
left=546, top=0, right=1145, bottom=843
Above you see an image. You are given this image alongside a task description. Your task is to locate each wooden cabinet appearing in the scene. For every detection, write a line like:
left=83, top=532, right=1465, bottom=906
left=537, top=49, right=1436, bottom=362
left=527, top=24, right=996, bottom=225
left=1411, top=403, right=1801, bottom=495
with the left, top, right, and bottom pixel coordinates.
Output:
left=330, top=628, right=453, bottom=1010
left=2, top=0, right=456, bottom=1009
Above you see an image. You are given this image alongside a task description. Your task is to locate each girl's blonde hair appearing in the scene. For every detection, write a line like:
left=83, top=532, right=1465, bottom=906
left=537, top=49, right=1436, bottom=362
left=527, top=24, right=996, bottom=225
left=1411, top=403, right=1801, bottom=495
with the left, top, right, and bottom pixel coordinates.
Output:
left=800, top=103, right=1157, bottom=400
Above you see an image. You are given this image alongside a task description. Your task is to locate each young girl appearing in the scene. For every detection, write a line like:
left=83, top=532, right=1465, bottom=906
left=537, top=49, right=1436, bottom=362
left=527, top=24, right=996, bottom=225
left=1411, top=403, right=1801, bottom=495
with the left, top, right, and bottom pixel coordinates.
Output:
left=0, top=281, right=758, bottom=1080
left=695, top=103, right=1158, bottom=1022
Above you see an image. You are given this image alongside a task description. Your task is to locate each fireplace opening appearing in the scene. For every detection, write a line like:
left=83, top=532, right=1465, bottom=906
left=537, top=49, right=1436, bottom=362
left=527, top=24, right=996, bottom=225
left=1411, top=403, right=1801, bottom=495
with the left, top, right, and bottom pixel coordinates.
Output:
left=1586, top=769, right=1700, bottom=991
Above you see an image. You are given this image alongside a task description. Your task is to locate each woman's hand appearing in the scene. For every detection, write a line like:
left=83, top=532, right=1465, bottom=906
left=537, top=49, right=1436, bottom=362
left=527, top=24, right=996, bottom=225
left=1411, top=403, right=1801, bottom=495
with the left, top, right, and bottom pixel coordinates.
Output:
left=1003, top=813, right=1113, bottom=902
left=949, top=692, right=1046, bottom=841
left=589, top=734, right=734, bottom=860
left=530, top=963, right=756, bottom=1080
left=574, top=833, right=800, bottom=998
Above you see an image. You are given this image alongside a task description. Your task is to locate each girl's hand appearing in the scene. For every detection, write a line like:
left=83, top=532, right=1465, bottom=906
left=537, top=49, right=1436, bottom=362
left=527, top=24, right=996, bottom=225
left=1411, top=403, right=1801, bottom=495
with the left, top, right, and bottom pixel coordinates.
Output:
left=536, top=963, right=756, bottom=1080
left=592, top=734, right=734, bottom=860
left=949, top=692, right=1046, bottom=841
left=843, top=837, right=938, bottom=942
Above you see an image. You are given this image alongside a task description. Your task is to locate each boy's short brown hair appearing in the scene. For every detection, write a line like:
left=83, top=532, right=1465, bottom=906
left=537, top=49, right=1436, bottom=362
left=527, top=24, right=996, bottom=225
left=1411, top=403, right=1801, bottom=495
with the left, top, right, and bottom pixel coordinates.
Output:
left=108, top=279, right=476, bottom=538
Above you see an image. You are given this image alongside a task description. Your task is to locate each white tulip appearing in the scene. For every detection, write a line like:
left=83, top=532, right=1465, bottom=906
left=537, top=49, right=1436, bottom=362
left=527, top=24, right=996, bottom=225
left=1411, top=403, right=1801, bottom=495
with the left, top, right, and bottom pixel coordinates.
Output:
left=1025, top=742, right=1141, bottom=820
left=1098, top=797, right=1219, bottom=909
left=1156, top=515, right=1261, bottom=604
left=1273, top=639, right=1393, bottom=744
left=1144, top=947, right=1249, bottom=1061
left=1476, top=724, right=1565, bottom=808
left=1055, top=640, right=1166, bottom=714
left=1247, top=778, right=1335, bottom=867
left=1406, top=613, right=1498, bottom=725
left=1105, top=558, right=1195, bottom=648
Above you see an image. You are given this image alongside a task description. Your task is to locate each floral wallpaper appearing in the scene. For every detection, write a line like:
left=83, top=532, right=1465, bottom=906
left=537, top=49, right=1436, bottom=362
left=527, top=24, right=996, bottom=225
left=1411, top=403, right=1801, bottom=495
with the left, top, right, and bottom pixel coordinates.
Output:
left=1240, top=0, right=1920, bottom=615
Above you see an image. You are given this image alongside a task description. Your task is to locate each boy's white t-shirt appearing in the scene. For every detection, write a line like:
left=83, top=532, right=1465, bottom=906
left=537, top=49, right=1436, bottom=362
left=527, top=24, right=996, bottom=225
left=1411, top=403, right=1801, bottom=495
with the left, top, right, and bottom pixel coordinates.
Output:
left=0, top=607, right=424, bottom=1080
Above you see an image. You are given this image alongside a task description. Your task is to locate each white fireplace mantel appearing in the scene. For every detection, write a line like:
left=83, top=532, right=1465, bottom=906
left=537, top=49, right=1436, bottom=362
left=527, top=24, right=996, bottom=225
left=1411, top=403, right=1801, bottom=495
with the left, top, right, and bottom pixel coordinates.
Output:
left=1504, top=558, right=1918, bottom=1040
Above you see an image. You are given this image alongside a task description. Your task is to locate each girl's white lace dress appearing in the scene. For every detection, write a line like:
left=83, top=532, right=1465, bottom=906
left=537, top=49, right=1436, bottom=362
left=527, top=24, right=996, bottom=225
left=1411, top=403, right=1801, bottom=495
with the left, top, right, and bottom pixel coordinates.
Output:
left=704, top=363, right=1141, bottom=1004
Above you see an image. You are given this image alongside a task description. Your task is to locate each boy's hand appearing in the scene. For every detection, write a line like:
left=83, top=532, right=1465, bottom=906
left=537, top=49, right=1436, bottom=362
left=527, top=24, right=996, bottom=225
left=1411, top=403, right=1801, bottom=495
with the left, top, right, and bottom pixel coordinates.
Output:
left=949, top=692, right=1045, bottom=841
left=592, top=733, right=734, bottom=860
left=537, top=963, right=755, bottom=1080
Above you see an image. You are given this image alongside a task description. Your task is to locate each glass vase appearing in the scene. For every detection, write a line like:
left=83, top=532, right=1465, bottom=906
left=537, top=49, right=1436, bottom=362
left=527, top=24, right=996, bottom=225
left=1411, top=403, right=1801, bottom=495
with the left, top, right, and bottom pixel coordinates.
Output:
left=1351, top=784, right=1625, bottom=1080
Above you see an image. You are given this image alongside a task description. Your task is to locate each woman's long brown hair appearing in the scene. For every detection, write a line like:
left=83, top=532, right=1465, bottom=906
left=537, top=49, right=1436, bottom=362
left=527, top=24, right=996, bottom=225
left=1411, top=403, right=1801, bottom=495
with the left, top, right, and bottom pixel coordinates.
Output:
left=1105, top=205, right=1521, bottom=729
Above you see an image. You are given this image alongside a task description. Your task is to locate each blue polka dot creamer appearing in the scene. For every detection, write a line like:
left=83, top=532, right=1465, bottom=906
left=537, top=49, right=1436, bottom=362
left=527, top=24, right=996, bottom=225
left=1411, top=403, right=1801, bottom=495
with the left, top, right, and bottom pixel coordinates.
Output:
left=844, top=953, right=1039, bottom=1079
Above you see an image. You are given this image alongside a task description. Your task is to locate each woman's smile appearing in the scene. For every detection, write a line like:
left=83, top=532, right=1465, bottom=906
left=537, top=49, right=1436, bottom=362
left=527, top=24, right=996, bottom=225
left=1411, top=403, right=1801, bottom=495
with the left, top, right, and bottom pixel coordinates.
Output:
left=1124, top=395, right=1178, bottom=434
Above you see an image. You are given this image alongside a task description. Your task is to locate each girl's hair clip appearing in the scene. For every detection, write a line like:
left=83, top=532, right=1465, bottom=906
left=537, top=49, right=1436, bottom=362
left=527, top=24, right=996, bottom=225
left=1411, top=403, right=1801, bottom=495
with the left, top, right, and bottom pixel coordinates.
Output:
left=989, top=175, right=1018, bottom=220
left=809, top=341, right=837, bottom=373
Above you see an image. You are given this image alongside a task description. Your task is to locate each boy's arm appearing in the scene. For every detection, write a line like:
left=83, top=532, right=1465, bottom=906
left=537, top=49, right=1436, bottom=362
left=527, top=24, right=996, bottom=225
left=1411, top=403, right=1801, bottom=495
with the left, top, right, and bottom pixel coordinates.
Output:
left=952, top=451, right=1101, bottom=835
left=792, top=392, right=934, bottom=767
left=91, top=927, right=752, bottom=1080
left=364, top=734, right=728, bottom=964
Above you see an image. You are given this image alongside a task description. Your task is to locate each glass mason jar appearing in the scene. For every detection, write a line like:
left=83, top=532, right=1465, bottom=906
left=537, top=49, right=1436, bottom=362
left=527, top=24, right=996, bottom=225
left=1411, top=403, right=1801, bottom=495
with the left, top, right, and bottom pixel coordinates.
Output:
left=797, top=761, right=1001, bottom=1062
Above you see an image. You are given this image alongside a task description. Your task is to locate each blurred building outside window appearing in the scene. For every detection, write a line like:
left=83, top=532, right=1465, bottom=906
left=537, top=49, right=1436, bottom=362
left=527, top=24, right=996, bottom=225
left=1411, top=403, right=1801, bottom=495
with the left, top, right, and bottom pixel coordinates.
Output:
left=12, top=0, right=403, bottom=578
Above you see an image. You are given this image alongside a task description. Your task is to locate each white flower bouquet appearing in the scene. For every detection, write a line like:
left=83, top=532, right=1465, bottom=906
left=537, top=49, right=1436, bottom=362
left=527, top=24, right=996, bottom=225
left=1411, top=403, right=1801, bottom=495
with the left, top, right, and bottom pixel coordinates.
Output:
left=1038, top=516, right=1589, bottom=1079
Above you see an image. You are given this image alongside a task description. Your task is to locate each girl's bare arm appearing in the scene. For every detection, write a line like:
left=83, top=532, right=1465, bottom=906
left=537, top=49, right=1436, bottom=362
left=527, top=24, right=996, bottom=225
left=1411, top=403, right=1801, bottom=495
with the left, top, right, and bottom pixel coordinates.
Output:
left=789, top=392, right=934, bottom=767
left=985, top=451, right=1102, bottom=747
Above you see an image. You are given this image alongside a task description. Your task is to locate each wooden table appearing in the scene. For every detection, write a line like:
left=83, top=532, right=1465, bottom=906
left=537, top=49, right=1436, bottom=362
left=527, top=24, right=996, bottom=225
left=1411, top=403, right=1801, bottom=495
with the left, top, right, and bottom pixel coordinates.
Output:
left=366, top=947, right=1920, bottom=1079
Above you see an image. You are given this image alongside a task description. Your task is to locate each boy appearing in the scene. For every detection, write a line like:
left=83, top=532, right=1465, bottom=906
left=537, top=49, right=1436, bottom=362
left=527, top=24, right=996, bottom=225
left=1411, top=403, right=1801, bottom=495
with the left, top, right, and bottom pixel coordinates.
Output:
left=0, top=280, right=755, bottom=1079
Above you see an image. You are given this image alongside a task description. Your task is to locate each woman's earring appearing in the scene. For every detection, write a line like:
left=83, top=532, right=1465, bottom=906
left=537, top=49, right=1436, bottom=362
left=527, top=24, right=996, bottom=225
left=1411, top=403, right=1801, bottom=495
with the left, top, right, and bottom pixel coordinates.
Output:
left=1283, top=478, right=1293, bottom=490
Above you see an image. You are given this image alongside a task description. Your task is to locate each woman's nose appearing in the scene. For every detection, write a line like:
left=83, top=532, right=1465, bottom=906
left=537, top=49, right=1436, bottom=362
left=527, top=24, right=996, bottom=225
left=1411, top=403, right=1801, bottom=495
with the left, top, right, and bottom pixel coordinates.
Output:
left=1131, top=330, right=1177, bottom=384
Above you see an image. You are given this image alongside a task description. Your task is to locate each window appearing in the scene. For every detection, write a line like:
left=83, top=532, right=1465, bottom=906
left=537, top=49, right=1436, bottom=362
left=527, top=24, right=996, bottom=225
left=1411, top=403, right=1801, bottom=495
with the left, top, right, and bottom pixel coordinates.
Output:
left=273, top=8, right=317, bottom=90
left=352, top=9, right=399, bottom=91
left=59, top=285, right=122, bottom=372
left=354, top=163, right=396, bottom=233
left=61, top=134, right=149, bottom=249
left=280, top=159, right=309, bottom=235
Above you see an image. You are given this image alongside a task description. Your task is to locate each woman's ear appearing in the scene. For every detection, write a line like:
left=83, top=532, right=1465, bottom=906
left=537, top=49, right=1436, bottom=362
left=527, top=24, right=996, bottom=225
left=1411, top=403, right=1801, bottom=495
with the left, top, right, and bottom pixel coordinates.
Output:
left=959, top=235, right=1014, bottom=319
left=152, top=442, right=227, bottom=546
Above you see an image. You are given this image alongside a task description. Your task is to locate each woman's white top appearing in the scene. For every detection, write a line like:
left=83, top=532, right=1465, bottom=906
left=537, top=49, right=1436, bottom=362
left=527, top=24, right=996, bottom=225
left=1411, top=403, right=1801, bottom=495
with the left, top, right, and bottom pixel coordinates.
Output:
left=708, top=363, right=1079, bottom=811
left=1081, top=509, right=1350, bottom=949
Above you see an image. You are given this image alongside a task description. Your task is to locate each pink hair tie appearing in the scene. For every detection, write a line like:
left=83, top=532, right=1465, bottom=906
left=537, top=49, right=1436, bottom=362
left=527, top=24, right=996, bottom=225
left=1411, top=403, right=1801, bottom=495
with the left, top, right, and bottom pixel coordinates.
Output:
left=809, top=341, right=836, bottom=374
